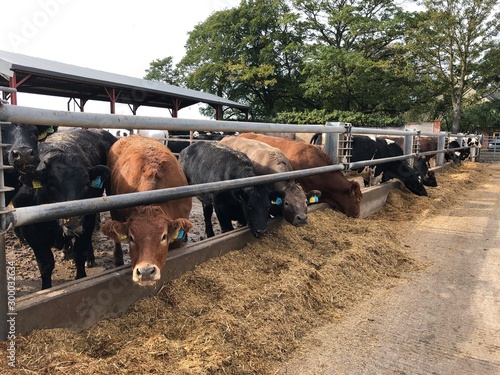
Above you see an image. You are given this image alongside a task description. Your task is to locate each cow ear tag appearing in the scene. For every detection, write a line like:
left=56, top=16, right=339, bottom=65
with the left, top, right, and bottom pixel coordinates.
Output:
left=176, top=228, right=185, bottom=239
left=31, top=179, right=42, bottom=189
left=91, top=176, right=104, bottom=189
left=309, top=195, right=319, bottom=204
left=38, top=126, right=55, bottom=140
left=271, top=197, right=282, bottom=205
left=119, top=234, right=128, bottom=240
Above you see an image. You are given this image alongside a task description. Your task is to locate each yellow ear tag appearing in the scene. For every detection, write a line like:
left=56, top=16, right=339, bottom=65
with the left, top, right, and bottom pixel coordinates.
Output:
left=119, top=234, right=128, bottom=240
left=37, top=131, right=48, bottom=141
left=309, top=195, right=319, bottom=203
left=32, top=180, right=42, bottom=189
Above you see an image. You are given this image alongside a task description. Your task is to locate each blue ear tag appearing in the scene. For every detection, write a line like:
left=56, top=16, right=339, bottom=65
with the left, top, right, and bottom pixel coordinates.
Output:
left=176, top=228, right=185, bottom=239
left=309, top=195, right=319, bottom=203
left=91, top=176, right=104, bottom=189
left=271, top=197, right=283, bottom=205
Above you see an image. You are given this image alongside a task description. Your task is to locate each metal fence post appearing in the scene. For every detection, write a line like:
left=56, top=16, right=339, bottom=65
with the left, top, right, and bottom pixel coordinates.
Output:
left=436, top=132, right=446, bottom=166
left=403, top=130, right=415, bottom=167
left=324, top=122, right=343, bottom=165
left=0, top=123, right=8, bottom=341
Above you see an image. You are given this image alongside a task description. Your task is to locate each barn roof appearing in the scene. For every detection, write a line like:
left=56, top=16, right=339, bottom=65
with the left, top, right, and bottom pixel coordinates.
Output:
left=0, top=50, right=249, bottom=115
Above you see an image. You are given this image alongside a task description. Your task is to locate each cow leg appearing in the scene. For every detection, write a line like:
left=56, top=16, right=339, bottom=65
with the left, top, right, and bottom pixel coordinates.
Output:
left=113, top=243, right=124, bottom=267
left=71, top=215, right=98, bottom=279
left=202, top=203, right=216, bottom=238
left=20, top=222, right=58, bottom=290
left=82, top=214, right=97, bottom=267
left=213, top=197, right=236, bottom=233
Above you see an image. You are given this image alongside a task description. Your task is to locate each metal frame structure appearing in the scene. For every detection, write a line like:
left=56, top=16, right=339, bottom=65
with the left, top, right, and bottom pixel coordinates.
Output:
left=0, top=102, right=478, bottom=340
left=0, top=50, right=250, bottom=120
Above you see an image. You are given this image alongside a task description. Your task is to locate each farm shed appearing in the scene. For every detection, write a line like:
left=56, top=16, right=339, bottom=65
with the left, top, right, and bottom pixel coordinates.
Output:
left=0, top=49, right=249, bottom=119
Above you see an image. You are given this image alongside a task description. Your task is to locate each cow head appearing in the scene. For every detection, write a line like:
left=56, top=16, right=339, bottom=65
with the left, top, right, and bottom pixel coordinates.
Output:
left=344, top=180, right=363, bottom=218
left=274, top=183, right=321, bottom=226
left=235, top=185, right=285, bottom=238
left=1, top=123, right=40, bottom=174
left=21, top=156, right=111, bottom=234
left=101, top=206, right=193, bottom=286
left=391, top=162, right=428, bottom=196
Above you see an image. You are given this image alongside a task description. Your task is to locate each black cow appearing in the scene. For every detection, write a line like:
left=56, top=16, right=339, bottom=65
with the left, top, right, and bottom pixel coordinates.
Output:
left=167, top=132, right=236, bottom=154
left=413, top=156, right=437, bottom=187
left=178, top=141, right=284, bottom=238
left=350, top=136, right=427, bottom=196
left=1, top=124, right=57, bottom=204
left=447, top=139, right=474, bottom=163
left=12, top=128, right=117, bottom=289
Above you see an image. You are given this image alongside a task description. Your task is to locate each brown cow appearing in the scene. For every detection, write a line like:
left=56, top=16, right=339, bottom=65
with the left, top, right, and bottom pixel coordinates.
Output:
left=238, top=133, right=362, bottom=218
left=219, top=136, right=321, bottom=226
left=101, top=134, right=193, bottom=286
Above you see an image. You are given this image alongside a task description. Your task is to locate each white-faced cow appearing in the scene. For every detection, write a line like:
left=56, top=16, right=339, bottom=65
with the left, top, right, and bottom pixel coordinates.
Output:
left=100, top=134, right=193, bottom=287
left=219, top=136, right=321, bottom=226
left=12, top=128, right=116, bottom=290
left=179, top=141, right=284, bottom=238
left=238, top=133, right=362, bottom=218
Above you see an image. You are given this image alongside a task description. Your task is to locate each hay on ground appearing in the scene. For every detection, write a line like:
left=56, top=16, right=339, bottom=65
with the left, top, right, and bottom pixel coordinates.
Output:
left=0, top=162, right=488, bottom=374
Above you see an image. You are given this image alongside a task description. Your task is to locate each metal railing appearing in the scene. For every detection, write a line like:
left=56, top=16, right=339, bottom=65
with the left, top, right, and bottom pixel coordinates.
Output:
left=0, top=100, right=481, bottom=340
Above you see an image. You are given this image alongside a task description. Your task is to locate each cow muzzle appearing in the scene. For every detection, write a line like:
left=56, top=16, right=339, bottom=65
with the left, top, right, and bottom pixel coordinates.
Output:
left=292, top=213, right=308, bottom=226
left=59, top=217, right=84, bottom=236
left=133, top=262, right=161, bottom=286
left=251, top=228, right=267, bottom=238
left=9, top=147, right=38, bottom=169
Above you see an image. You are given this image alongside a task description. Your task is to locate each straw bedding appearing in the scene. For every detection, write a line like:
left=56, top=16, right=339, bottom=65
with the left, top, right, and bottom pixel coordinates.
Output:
left=0, top=162, right=488, bottom=374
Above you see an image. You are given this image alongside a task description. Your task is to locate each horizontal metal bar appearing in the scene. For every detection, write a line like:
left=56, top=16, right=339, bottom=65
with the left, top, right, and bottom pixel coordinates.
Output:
left=0, top=87, right=17, bottom=93
left=0, top=104, right=346, bottom=134
left=350, top=128, right=419, bottom=136
left=7, top=164, right=345, bottom=228
left=348, top=153, right=417, bottom=170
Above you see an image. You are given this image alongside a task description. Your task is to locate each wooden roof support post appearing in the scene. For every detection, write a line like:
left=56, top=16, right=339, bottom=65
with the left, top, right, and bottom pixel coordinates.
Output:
left=8, top=72, right=32, bottom=105
left=215, top=105, right=223, bottom=120
left=170, top=98, right=181, bottom=118
left=104, top=87, right=122, bottom=114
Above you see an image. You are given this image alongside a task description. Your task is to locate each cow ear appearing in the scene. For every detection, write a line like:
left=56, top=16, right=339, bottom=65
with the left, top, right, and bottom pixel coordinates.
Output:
left=349, top=180, right=361, bottom=197
left=234, top=188, right=250, bottom=202
left=101, top=220, right=128, bottom=242
left=306, top=190, right=322, bottom=204
left=167, top=218, right=193, bottom=243
left=20, top=170, right=45, bottom=189
left=89, top=165, right=111, bottom=189
left=270, top=191, right=285, bottom=205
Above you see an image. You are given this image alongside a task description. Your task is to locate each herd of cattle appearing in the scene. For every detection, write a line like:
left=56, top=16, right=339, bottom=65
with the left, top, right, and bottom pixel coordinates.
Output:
left=1, top=124, right=472, bottom=290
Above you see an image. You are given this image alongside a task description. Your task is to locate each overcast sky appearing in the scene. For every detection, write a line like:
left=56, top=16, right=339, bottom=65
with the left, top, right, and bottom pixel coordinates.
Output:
left=0, top=0, right=240, bottom=118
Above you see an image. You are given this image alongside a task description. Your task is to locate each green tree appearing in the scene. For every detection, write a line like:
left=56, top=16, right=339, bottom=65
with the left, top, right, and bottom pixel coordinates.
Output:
left=461, top=100, right=500, bottom=133
left=405, top=0, right=500, bottom=133
left=144, top=57, right=181, bottom=86
left=177, top=0, right=310, bottom=121
left=294, top=0, right=424, bottom=116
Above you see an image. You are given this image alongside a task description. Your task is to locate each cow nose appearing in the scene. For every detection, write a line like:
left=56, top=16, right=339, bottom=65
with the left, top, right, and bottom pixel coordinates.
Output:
left=294, top=214, right=308, bottom=226
left=133, top=263, right=161, bottom=284
left=10, top=147, right=35, bottom=163
left=253, top=228, right=267, bottom=238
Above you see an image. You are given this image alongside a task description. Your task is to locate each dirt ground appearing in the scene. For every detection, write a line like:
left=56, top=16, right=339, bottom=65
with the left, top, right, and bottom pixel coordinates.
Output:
left=1, top=162, right=499, bottom=374
left=280, top=163, right=500, bottom=374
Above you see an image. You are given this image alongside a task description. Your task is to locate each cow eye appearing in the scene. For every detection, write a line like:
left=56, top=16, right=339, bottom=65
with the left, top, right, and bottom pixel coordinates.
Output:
left=129, top=234, right=135, bottom=243
left=161, top=233, right=168, bottom=242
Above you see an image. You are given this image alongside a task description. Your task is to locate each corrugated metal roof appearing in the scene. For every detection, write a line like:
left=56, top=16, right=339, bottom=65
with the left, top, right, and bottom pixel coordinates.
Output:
left=0, top=50, right=249, bottom=112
